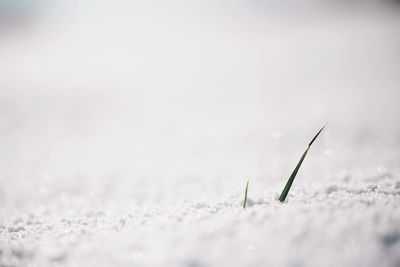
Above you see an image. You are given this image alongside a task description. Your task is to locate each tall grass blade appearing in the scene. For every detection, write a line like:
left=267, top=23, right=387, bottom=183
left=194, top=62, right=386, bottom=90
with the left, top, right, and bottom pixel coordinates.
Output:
left=308, top=124, right=326, bottom=147
left=279, top=148, right=309, bottom=202
left=243, top=180, right=249, bottom=209
left=279, top=126, right=325, bottom=202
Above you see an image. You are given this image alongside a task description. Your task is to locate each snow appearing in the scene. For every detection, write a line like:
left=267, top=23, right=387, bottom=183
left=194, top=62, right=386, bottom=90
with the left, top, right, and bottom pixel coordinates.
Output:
left=1, top=178, right=400, bottom=266
left=1, top=1, right=400, bottom=267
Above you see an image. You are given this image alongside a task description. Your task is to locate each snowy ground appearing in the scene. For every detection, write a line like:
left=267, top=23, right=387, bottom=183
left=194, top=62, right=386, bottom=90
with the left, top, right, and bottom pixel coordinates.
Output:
left=2, top=176, right=400, bottom=267
left=1, top=1, right=400, bottom=266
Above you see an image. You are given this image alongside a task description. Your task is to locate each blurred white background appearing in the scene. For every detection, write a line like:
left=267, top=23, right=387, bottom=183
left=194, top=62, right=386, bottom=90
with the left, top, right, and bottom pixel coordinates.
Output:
left=1, top=0, right=400, bottom=214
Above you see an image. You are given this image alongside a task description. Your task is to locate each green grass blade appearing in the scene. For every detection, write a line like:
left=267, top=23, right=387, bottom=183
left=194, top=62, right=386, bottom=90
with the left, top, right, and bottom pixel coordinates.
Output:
left=279, top=148, right=309, bottom=202
left=279, top=126, right=325, bottom=202
left=308, top=124, right=326, bottom=147
left=243, top=180, right=249, bottom=209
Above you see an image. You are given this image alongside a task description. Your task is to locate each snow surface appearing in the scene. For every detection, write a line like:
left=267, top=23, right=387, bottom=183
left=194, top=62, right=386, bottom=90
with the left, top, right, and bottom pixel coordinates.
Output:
left=2, top=176, right=400, bottom=267
left=1, top=1, right=400, bottom=267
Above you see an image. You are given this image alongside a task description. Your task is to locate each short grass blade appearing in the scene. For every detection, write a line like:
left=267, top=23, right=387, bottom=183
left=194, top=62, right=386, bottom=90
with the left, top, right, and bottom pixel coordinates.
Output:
left=243, top=180, right=249, bottom=209
left=279, top=126, right=325, bottom=202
